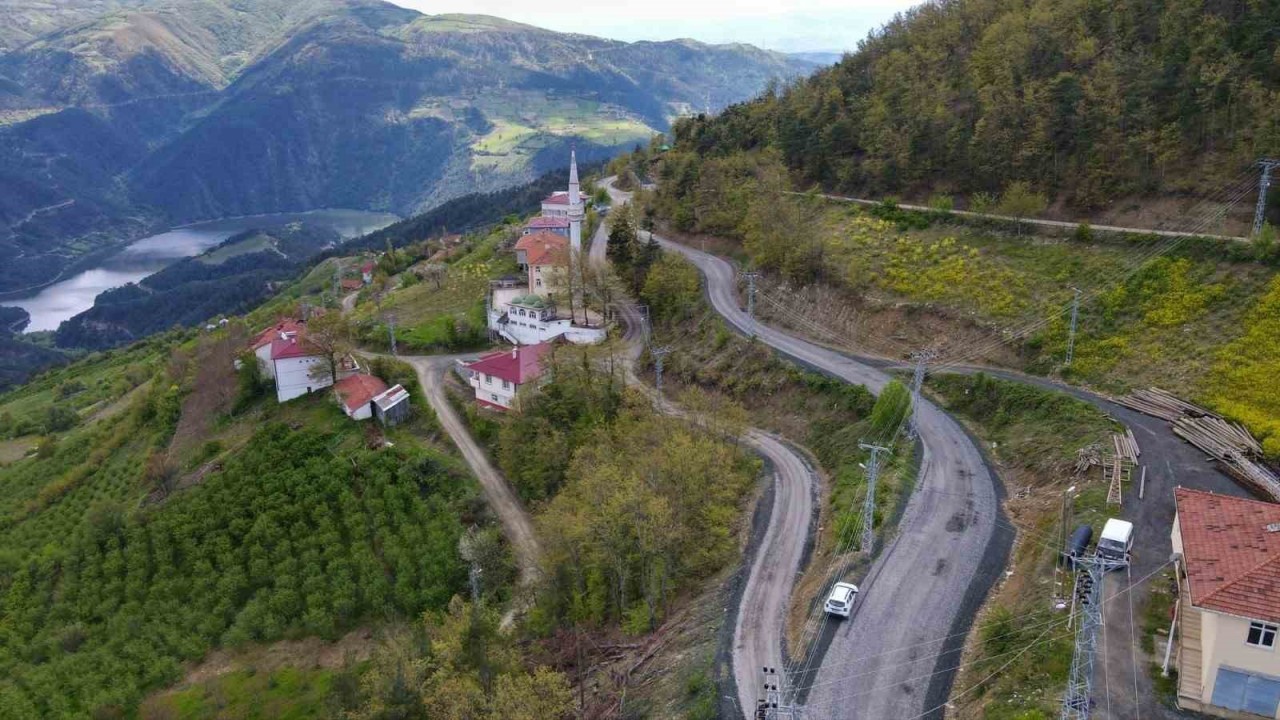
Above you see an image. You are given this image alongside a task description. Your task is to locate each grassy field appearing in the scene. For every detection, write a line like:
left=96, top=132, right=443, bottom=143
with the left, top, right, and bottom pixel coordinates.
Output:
left=141, top=667, right=338, bottom=720
left=757, top=200, right=1280, bottom=455
left=197, top=232, right=275, bottom=265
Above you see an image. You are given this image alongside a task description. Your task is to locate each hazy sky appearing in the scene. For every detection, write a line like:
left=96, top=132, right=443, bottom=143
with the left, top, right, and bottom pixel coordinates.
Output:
left=386, top=0, right=922, bottom=53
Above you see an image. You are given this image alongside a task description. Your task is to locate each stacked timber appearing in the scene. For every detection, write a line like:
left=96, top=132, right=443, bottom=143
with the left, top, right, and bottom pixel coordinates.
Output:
left=1117, top=387, right=1280, bottom=501
left=1112, top=387, right=1206, bottom=421
left=1113, top=430, right=1141, bottom=464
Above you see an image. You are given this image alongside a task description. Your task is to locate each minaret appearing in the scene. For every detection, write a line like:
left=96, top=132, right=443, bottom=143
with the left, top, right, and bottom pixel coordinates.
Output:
left=567, top=148, right=583, bottom=253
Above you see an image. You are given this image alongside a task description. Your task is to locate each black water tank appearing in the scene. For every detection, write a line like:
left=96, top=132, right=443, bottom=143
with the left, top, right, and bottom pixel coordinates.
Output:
left=1063, top=524, right=1093, bottom=569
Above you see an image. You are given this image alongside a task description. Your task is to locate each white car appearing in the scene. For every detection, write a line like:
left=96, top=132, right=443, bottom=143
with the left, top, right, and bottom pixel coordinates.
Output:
left=824, top=582, right=860, bottom=618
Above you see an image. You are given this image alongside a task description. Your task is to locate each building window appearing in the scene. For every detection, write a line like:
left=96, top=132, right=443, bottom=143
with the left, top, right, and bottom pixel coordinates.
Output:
left=490, top=394, right=499, bottom=403
left=536, top=279, right=542, bottom=287
left=1248, top=622, right=1278, bottom=649
left=485, top=374, right=492, bottom=385
left=502, top=380, right=511, bottom=390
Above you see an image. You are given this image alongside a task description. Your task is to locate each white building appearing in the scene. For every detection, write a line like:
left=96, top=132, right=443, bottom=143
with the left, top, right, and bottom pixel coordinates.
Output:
left=1172, top=487, right=1280, bottom=719
left=487, top=289, right=606, bottom=346
left=540, top=149, right=586, bottom=253
left=249, top=319, right=358, bottom=403
left=334, top=374, right=388, bottom=421
left=463, top=343, right=554, bottom=411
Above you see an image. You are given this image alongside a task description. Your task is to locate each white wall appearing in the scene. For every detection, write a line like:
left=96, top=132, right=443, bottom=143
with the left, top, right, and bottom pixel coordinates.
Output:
left=275, top=355, right=333, bottom=403
left=470, top=371, right=518, bottom=409
left=344, top=401, right=373, bottom=421
left=255, top=343, right=275, bottom=379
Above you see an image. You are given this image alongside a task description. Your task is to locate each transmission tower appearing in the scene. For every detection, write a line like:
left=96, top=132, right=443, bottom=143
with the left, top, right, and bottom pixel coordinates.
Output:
left=742, top=272, right=761, bottom=337
left=859, top=443, right=890, bottom=553
left=1065, top=287, right=1081, bottom=367
left=908, top=350, right=937, bottom=438
left=1254, top=159, right=1280, bottom=238
left=1060, top=554, right=1129, bottom=720
left=758, top=666, right=798, bottom=720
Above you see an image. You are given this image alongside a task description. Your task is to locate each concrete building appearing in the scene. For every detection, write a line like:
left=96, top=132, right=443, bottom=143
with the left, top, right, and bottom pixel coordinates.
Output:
left=334, top=374, right=388, bottom=421
left=463, top=343, right=553, bottom=411
left=1172, top=487, right=1280, bottom=719
left=515, top=231, right=569, bottom=293
left=539, top=149, right=586, bottom=254
left=488, top=291, right=606, bottom=345
left=249, top=318, right=358, bottom=403
left=521, top=216, right=571, bottom=239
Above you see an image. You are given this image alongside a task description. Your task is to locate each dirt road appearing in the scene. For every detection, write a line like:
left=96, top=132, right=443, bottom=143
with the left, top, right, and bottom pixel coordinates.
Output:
left=654, top=234, right=1010, bottom=719
left=397, top=354, right=542, bottom=588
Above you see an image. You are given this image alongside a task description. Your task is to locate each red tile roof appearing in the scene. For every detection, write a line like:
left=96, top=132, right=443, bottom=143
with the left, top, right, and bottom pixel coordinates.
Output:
left=543, top=191, right=587, bottom=205
left=252, top=319, right=303, bottom=350
left=517, top=231, right=569, bottom=267
left=334, top=374, right=388, bottom=414
left=525, top=216, right=570, bottom=229
left=360, top=261, right=376, bottom=274
left=340, top=278, right=363, bottom=291
left=464, top=343, right=553, bottom=386
left=270, top=332, right=322, bottom=360
left=1175, top=487, right=1280, bottom=623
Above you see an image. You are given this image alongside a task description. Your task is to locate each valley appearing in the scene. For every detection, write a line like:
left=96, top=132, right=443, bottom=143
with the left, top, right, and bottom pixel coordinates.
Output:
left=1, top=1, right=1279, bottom=719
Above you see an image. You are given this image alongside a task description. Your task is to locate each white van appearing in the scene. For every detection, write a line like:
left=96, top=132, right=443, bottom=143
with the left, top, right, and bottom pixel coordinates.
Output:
left=1097, top=518, right=1134, bottom=563
left=824, top=582, right=860, bottom=618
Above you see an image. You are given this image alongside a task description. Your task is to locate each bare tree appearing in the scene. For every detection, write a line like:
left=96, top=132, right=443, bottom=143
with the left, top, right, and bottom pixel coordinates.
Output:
left=304, top=312, right=356, bottom=385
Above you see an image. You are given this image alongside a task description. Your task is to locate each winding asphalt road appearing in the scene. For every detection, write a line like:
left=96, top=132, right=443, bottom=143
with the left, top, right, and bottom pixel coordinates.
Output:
left=595, top=197, right=820, bottom=718
left=652, top=234, right=1010, bottom=719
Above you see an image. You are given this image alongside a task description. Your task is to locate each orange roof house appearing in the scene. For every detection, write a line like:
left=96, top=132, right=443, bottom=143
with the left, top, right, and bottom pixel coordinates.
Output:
left=1171, top=487, right=1280, bottom=718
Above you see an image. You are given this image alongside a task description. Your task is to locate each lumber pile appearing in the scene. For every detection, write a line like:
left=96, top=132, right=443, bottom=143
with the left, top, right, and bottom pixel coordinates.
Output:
left=1116, top=387, right=1280, bottom=501
left=1112, top=387, right=1206, bottom=422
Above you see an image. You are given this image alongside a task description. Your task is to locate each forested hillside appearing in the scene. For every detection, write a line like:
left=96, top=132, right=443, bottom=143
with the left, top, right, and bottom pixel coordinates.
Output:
left=678, top=0, right=1280, bottom=214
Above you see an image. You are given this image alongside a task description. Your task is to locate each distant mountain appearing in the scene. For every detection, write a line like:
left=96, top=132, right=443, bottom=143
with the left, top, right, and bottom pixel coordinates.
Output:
left=0, top=2, right=813, bottom=294
left=787, top=51, right=843, bottom=66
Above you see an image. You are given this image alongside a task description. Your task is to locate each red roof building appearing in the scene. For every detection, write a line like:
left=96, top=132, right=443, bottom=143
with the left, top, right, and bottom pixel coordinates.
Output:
left=525, top=216, right=571, bottom=229
left=1171, top=487, right=1280, bottom=718
left=252, top=319, right=304, bottom=350
left=334, top=374, right=388, bottom=420
left=1174, top=488, right=1280, bottom=623
left=464, top=343, right=553, bottom=410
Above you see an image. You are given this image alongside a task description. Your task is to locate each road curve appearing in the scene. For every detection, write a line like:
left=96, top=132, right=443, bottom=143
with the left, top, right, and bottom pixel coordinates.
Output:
left=398, top=353, right=542, bottom=587
left=654, top=234, right=1011, bottom=719
left=598, top=204, right=819, bottom=718
left=613, top=300, right=818, bottom=718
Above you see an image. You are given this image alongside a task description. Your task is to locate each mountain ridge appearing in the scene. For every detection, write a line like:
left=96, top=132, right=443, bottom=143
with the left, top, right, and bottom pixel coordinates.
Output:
left=0, top=0, right=813, bottom=293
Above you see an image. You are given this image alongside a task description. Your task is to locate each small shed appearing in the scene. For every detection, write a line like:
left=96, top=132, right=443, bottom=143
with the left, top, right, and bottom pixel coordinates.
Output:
left=372, top=384, right=411, bottom=426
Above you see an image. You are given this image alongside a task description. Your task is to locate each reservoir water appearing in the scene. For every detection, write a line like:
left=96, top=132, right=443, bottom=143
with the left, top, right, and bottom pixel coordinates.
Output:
left=4, top=209, right=398, bottom=332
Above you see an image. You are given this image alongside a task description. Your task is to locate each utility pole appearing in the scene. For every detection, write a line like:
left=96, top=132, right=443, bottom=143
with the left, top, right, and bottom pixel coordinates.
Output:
left=742, top=272, right=761, bottom=337
left=1065, top=287, right=1081, bottom=367
left=386, top=313, right=397, bottom=356
left=1254, top=159, right=1280, bottom=238
left=908, top=349, right=936, bottom=438
left=651, top=346, right=672, bottom=403
left=637, top=304, right=650, bottom=344
left=859, top=443, right=890, bottom=553
left=1060, top=553, right=1129, bottom=720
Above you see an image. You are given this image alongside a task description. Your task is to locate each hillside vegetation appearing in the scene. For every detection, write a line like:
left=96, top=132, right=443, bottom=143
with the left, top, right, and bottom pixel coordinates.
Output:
left=676, top=0, right=1280, bottom=218
left=642, top=104, right=1280, bottom=459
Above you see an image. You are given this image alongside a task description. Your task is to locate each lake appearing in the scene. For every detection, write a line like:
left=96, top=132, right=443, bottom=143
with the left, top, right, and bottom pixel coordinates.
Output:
left=3, top=209, right=399, bottom=332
